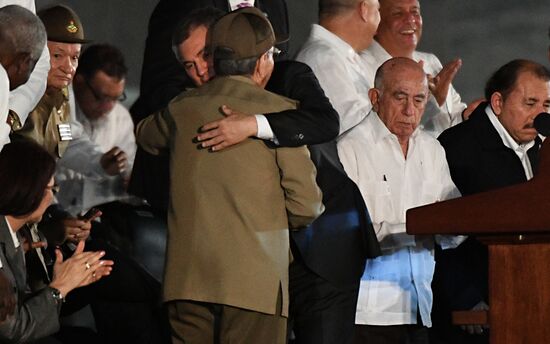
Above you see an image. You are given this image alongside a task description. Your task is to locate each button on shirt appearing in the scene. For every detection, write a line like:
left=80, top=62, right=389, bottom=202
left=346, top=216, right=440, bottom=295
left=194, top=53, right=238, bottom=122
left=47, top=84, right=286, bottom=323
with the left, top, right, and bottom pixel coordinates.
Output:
left=486, top=105, right=536, bottom=180
left=297, top=24, right=376, bottom=136
left=338, top=112, right=462, bottom=327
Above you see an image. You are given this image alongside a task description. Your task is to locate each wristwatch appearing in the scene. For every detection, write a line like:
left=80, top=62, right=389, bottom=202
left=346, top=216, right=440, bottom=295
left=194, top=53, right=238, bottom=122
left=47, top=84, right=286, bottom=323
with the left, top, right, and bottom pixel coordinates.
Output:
left=49, top=287, right=65, bottom=304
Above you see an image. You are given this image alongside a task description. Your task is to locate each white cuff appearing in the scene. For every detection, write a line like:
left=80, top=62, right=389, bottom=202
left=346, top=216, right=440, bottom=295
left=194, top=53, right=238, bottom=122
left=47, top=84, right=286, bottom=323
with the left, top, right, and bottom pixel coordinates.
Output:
left=255, top=114, right=279, bottom=145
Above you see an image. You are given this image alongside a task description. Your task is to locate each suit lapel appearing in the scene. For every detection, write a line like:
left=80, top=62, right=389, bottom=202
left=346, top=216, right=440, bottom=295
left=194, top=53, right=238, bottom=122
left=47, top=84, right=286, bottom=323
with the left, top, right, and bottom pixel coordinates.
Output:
left=471, top=103, right=530, bottom=183
left=0, top=217, right=27, bottom=294
left=527, top=136, right=542, bottom=175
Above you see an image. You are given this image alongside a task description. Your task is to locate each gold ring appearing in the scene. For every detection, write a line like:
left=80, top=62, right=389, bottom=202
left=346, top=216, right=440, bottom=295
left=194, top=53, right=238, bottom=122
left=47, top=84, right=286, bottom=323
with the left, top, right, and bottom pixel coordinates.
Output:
left=85, top=262, right=91, bottom=270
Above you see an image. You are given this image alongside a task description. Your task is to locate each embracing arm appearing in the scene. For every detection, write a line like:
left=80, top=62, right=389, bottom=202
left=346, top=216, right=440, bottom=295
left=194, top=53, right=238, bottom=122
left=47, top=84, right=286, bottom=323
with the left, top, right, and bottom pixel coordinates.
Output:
left=135, top=108, right=173, bottom=155
left=264, top=61, right=339, bottom=147
left=195, top=62, right=340, bottom=151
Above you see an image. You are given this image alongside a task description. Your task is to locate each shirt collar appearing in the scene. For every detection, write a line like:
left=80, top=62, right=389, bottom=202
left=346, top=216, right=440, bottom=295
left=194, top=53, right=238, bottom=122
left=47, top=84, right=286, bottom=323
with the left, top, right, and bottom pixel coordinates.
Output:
left=4, top=217, right=20, bottom=248
left=485, top=105, right=535, bottom=153
left=366, top=40, right=422, bottom=63
left=367, top=110, right=419, bottom=143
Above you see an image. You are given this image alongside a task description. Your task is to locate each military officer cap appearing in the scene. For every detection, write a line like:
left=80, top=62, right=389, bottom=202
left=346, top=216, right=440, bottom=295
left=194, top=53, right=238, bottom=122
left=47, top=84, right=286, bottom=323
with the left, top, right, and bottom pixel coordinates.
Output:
left=209, top=7, right=287, bottom=60
left=37, top=4, right=90, bottom=43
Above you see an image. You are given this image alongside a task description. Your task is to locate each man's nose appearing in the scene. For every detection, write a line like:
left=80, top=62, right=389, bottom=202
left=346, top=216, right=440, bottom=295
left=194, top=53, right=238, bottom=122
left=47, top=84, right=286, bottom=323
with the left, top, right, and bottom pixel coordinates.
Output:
left=60, top=57, right=75, bottom=74
left=404, top=99, right=416, bottom=116
left=196, top=61, right=207, bottom=76
left=404, top=11, right=417, bottom=24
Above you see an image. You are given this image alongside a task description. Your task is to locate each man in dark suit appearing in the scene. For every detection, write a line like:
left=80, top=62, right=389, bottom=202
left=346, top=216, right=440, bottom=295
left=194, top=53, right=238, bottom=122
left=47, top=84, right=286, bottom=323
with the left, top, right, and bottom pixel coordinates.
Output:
left=431, top=59, right=550, bottom=344
left=132, top=7, right=380, bottom=344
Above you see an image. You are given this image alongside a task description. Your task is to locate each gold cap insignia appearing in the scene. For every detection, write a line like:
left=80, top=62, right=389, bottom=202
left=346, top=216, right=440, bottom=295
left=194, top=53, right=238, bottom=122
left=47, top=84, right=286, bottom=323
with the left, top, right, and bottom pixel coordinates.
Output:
left=66, top=21, right=78, bottom=34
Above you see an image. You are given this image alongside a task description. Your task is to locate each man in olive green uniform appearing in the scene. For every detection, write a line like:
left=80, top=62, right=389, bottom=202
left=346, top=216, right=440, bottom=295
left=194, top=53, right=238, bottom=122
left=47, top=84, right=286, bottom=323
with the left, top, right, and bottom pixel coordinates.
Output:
left=136, top=8, right=324, bottom=344
left=14, top=4, right=87, bottom=158
left=14, top=4, right=126, bottom=175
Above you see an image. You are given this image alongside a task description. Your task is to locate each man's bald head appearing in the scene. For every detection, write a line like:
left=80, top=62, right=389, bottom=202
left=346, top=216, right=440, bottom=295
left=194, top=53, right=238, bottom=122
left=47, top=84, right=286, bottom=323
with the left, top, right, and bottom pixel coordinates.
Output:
left=374, top=56, right=427, bottom=92
left=319, top=0, right=362, bottom=18
left=370, top=57, right=429, bottom=149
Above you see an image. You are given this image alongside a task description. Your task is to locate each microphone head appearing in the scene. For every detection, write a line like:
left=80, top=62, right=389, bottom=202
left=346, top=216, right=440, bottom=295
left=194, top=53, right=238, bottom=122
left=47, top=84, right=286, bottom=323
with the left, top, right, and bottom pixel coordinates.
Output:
left=534, top=112, right=550, bottom=136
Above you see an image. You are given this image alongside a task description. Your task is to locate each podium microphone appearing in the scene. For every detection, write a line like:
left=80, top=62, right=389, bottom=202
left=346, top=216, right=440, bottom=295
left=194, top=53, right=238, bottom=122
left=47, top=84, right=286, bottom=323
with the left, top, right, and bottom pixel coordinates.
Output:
left=534, top=112, right=550, bottom=136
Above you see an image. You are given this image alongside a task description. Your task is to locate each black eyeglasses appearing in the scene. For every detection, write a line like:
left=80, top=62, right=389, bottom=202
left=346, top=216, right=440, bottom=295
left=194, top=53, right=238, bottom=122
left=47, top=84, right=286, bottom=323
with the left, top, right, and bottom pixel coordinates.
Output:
left=84, top=77, right=127, bottom=103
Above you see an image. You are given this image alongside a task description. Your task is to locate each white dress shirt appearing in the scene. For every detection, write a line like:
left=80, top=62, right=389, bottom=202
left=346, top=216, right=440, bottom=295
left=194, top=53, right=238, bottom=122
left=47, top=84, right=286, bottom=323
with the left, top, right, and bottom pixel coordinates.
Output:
left=361, top=41, right=466, bottom=138
left=0, top=65, right=11, bottom=149
left=2, top=0, right=50, bottom=124
left=297, top=24, right=376, bottom=136
left=56, top=99, right=137, bottom=215
left=338, top=112, right=463, bottom=327
left=485, top=105, right=536, bottom=180
left=228, top=0, right=254, bottom=10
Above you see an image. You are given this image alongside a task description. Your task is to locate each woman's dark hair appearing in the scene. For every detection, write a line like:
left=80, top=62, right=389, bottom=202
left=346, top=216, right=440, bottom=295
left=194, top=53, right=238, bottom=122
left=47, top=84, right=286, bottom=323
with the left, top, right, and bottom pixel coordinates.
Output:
left=0, top=140, right=56, bottom=216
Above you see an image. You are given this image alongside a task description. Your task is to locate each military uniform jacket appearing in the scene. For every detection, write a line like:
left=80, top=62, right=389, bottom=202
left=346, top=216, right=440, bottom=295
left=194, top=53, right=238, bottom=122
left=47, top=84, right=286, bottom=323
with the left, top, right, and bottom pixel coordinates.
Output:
left=14, top=88, right=71, bottom=158
left=136, top=75, right=324, bottom=316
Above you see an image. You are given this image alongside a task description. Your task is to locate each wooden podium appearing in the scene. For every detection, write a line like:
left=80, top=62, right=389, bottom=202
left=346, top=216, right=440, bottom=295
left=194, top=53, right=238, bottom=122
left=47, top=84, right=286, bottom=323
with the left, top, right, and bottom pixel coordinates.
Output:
left=406, top=140, right=550, bottom=343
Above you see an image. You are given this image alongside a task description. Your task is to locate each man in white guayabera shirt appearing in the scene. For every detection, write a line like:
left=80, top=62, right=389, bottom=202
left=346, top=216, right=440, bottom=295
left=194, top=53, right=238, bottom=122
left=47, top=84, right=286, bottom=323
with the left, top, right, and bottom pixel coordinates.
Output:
left=360, top=0, right=467, bottom=138
left=338, top=57, right=464, bottom=344
left=296, top=0, right=380, bottom=136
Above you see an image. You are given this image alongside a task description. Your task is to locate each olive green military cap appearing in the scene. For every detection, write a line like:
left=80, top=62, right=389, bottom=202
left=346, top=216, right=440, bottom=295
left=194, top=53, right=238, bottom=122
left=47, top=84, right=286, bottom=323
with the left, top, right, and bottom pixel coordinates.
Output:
left=209, top=7, right=286, bottom=60
left=37, top=5, right=90, bottom=44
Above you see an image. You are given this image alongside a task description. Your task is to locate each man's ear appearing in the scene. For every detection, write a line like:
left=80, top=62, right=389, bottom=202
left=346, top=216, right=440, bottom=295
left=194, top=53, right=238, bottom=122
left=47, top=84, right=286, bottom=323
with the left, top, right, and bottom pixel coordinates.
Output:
left=254, top=54, right=264, bottom=79
left=4, top=52, right=32, bottom=90
left=359, top=0, right=370, bottom=22
left=368, top=88, right=380, bottom=112
left=490, top=92, right=503, bottom=116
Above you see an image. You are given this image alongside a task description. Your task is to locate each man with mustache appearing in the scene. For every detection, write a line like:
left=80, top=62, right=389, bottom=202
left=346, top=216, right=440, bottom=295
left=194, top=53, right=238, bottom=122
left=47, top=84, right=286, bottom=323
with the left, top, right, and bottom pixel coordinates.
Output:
left=361, top=0, right=467, bottom=137
left=433, top=59, right=550, bottom=344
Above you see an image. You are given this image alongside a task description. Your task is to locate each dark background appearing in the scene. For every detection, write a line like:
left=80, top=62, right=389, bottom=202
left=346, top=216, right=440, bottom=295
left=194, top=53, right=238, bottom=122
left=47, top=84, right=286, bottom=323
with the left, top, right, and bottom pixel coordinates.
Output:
left=35, top=0, right=550, bottom=107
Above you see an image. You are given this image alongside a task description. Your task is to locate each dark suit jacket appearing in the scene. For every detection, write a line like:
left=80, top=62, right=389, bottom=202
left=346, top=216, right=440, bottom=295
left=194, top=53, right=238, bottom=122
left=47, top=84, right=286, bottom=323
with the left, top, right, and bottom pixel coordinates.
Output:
left=433, top=102, right=542, bottom=311
left=0, top=217, right=61, bottom=343
left=267, top=61, right=380, bottom=288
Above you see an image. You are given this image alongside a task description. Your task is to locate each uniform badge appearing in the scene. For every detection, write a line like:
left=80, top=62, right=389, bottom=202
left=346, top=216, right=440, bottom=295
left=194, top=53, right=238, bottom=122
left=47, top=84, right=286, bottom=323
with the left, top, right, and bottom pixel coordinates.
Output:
left=66, top=21, right=78, bottom=34
left=58, top=123, right=73, bottom=141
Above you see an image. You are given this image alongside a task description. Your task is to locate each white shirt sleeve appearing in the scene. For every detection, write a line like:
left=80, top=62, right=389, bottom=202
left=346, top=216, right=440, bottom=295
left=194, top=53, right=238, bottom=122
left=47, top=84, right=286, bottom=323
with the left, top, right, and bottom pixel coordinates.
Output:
left=0, top=67, right=12, bottom=149
left=254, top=114, right=279, bottom=145
left=9, top=41, right=50, bottom=123
left=297, top=48, right=373, bottom=136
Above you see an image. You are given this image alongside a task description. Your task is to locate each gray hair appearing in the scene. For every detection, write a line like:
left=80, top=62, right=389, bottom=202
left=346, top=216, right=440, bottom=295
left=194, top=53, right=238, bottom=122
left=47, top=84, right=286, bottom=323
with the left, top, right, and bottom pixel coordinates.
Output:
left=0, top=5, right=46, bottom=61
left=213, top=52, right=259, bottom=77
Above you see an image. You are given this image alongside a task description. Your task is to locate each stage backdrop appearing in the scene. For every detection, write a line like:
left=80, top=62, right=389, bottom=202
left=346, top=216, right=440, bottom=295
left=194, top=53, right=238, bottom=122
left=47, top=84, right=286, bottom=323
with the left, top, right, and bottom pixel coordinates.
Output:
left=36, top=0, right=549, bottom=106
